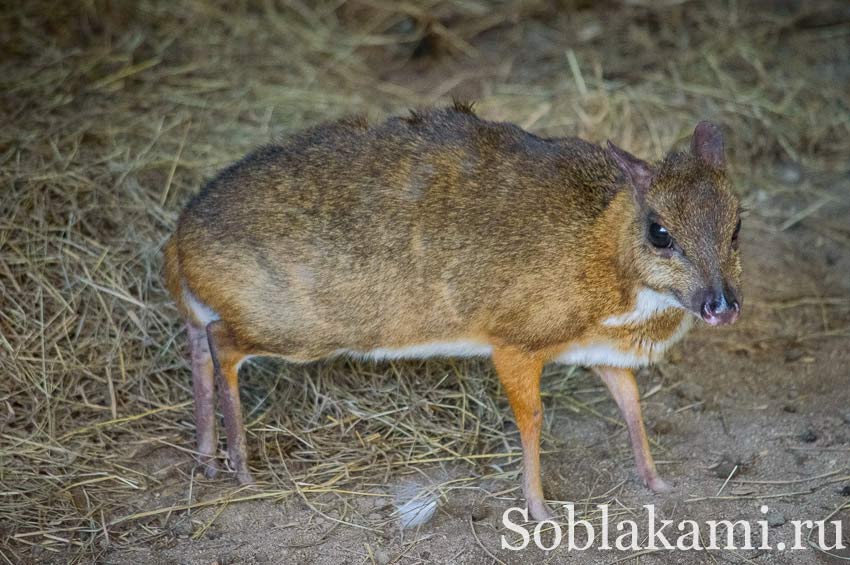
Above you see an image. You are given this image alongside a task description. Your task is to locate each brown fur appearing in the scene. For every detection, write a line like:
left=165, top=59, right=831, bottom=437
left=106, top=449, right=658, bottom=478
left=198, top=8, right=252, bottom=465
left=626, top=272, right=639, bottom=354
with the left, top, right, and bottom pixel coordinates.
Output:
left=164, top=106, right=742, bottom=518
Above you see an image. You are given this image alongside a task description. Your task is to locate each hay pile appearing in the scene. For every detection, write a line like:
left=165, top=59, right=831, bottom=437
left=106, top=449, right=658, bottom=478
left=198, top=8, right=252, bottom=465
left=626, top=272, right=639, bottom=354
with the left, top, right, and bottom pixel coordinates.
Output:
left=1, top=0, right=848, bottom=560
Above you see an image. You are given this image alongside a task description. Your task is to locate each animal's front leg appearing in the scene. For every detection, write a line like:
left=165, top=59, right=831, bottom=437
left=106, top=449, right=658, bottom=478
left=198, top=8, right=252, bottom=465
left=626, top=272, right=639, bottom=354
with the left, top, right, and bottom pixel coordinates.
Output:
left=492, top=346, right=552, bottom=520
left=593, top=366, right=671, bottom=493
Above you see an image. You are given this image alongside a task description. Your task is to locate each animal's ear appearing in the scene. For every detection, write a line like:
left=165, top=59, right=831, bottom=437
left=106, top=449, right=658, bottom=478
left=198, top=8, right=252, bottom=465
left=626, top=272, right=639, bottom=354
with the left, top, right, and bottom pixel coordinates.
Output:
left=607, top=140, right=653, bottom=198
left=691, top=121, right=725, bottom=169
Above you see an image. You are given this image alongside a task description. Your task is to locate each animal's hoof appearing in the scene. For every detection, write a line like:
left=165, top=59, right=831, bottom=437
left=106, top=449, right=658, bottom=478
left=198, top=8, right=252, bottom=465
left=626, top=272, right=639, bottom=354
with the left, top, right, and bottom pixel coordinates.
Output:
left=236, top=469, right=255, bottom=485
left=528, top=499, right=555, bottom=522
left=199, top=459, right=219, bottom=479
left=647, top=476, right=672, bottom=493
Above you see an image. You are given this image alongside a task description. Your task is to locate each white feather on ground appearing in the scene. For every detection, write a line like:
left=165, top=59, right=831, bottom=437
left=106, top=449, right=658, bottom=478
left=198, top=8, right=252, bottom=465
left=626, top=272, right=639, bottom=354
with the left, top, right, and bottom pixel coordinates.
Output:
left=394, top=485, right=439, bottom=529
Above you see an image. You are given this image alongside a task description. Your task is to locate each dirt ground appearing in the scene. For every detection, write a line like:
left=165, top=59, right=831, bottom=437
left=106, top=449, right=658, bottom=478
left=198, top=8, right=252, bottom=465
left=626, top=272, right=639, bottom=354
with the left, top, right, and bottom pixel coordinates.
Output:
left=2, top=1, right=849, bottom=564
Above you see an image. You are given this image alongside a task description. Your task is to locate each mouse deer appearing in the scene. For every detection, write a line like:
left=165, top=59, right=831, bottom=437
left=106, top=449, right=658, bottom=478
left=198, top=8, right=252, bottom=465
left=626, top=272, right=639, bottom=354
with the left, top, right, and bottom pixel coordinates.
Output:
left=164, top=104, right=742, bottom=520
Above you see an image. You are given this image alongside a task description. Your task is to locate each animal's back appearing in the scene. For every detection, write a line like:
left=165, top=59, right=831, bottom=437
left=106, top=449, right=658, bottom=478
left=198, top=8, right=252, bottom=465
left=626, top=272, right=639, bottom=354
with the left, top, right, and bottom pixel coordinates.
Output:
left=171, top=106, right=622, bottom=357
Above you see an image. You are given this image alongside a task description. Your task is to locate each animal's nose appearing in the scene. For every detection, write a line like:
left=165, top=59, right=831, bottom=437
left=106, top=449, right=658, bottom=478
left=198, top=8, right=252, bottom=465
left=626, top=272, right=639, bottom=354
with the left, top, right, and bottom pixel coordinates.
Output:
left=701, top=290, right=740, bottom=326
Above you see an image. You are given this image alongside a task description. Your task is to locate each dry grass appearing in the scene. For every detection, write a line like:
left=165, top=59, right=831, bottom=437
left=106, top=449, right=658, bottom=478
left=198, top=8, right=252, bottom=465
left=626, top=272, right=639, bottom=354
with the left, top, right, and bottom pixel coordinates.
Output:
left=1, top=0, right=849, bottom=562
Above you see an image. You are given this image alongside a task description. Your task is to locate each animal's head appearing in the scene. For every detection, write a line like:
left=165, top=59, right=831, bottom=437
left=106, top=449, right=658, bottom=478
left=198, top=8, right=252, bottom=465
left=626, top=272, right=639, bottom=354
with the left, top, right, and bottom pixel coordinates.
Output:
left=608, top=122, right=742, bottom=326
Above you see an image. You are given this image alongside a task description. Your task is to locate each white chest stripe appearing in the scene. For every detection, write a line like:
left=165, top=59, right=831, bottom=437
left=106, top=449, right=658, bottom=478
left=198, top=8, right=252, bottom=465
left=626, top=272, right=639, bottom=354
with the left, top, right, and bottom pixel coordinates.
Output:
left=556, top=315, right=694, bottom=368
left=555, top=342, right=648, bottom=368
left=603, top=287, right=681, bottom=327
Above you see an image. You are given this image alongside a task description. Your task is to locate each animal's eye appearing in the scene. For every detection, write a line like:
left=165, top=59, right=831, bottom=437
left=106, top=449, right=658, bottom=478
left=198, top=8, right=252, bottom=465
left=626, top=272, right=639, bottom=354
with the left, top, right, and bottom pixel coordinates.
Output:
left=732, top=218, right=741, bottom=249
left=648, top=222, right=673, bottom=249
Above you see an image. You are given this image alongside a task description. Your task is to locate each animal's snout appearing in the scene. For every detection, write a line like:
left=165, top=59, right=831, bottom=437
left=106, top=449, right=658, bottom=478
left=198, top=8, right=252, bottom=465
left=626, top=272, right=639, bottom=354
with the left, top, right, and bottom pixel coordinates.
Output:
left=700, top=287, right=740, bottom=326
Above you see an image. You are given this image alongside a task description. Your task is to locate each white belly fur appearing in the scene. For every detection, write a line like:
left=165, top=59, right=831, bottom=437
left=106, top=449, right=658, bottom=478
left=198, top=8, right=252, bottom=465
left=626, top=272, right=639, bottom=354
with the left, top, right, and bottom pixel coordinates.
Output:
left=343, top=341, right=493, bottom=361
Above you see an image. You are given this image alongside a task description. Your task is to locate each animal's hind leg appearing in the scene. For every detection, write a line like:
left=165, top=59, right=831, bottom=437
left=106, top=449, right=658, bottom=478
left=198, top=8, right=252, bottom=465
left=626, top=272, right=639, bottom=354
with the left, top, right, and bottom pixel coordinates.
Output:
left=188, top=323, right=219, bottom=478
left=206, top=320, right=254, bottom=485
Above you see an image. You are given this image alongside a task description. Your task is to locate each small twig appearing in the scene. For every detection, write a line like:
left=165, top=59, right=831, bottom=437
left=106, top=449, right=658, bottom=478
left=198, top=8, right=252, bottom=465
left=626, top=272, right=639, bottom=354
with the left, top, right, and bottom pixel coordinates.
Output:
left=733, top=468, right=845, bottom=485
left=716, top=464, right=738, bottom=496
